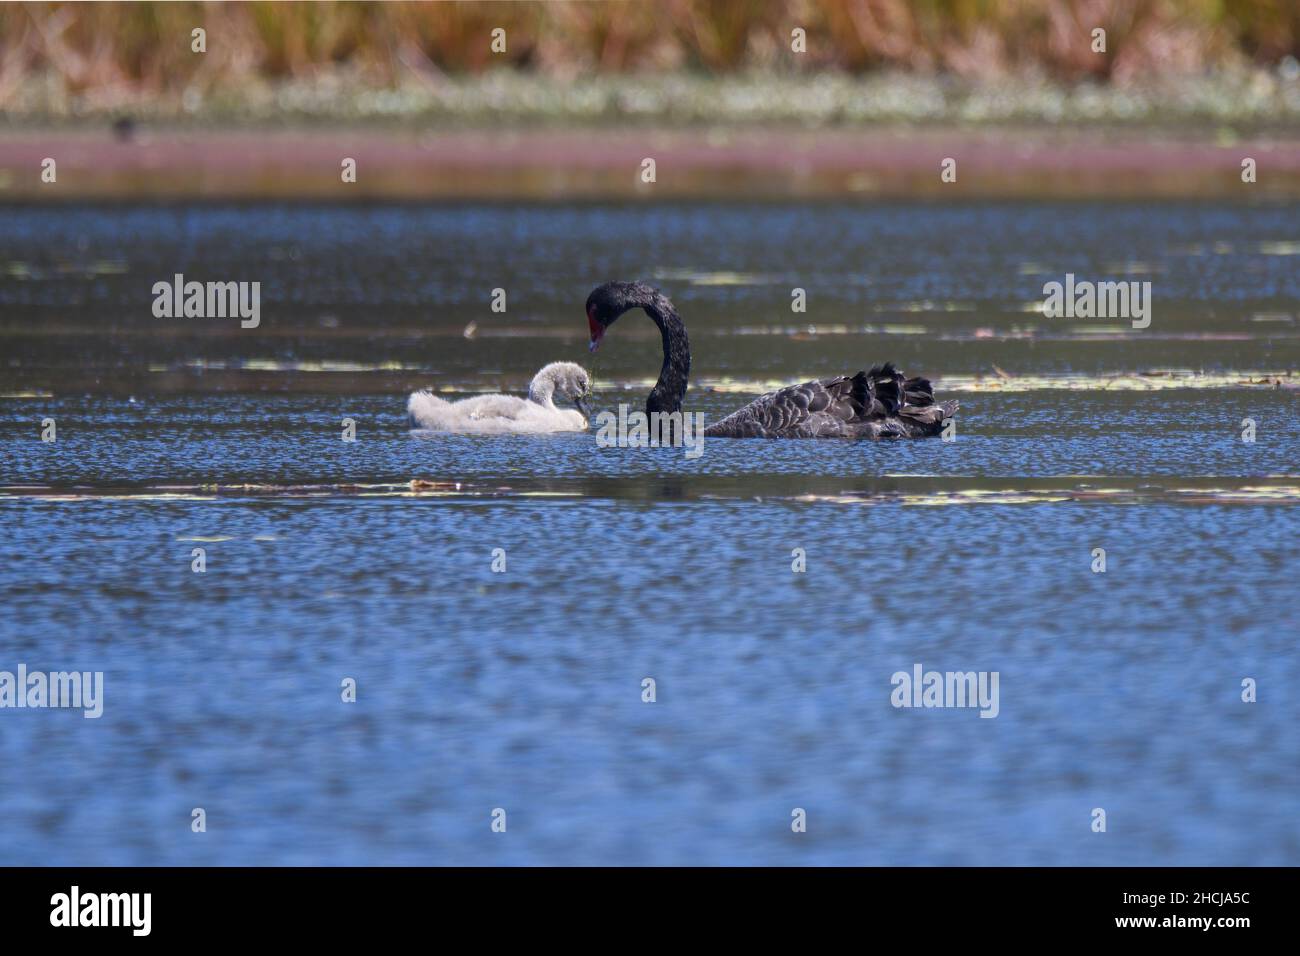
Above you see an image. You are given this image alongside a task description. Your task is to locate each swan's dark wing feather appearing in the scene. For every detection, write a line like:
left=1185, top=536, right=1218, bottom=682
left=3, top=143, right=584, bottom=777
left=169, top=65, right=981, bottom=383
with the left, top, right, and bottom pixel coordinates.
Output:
left=903, top=376, right=935, bottom=407
left=704, top=375, right=871, bottom=437
left=703, top=362, right=957, bottom=439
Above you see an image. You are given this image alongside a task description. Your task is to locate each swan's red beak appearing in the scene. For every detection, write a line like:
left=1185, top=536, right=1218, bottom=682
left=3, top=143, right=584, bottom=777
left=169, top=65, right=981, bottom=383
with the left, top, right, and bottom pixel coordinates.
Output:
left=587, top=312, right=604, bottom=353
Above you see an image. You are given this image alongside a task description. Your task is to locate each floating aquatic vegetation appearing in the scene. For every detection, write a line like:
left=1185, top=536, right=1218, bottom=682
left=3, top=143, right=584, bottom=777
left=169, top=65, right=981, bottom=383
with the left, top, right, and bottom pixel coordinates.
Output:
left=654, top=269, right=778, bottom=286
left=4, top=478, right=1298, bottom=507
left=791, top=484, right=1300, bottom=506
left=1258, top=241, right=1300, bottom=255
left=935, top=370, right=1295, bottom=392
left=223, top=359, right=422, bottom=373
left=681, top=370, right=1295, bottom=394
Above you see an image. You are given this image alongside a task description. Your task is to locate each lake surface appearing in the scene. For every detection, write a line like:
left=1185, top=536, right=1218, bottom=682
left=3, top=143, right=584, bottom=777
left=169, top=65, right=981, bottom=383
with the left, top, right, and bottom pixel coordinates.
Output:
left=1, top=201, right=1297, bottom=865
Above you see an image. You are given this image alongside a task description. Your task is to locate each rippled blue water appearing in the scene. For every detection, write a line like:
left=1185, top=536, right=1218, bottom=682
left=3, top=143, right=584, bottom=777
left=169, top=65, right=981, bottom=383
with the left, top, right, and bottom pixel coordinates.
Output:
left=1, top=201, right=1297, bottom=865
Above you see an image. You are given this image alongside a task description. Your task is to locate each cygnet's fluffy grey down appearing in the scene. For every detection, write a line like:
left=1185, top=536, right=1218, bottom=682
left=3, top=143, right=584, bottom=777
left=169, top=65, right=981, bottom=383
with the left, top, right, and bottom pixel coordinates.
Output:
left=407, top=361, right=592, bottom=434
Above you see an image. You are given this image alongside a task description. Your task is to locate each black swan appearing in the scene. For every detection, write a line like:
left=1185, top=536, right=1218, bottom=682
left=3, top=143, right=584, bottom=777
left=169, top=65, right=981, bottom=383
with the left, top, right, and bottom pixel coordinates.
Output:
left=585, top=281, right=958, bottom=439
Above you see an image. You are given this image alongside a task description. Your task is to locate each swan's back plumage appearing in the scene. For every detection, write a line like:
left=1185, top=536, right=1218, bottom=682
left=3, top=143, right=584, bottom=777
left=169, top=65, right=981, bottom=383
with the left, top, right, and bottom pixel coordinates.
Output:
left=703, top=362, right=958, bottom=439
left=407, top=362, right=590, bottom=435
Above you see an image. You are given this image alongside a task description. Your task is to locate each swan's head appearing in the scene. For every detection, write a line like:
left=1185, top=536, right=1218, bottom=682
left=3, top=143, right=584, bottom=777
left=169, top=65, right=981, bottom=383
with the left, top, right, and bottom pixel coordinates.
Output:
left=533, top=361, right=593, bottom=418
left=586, top=281, right=656, bottom=353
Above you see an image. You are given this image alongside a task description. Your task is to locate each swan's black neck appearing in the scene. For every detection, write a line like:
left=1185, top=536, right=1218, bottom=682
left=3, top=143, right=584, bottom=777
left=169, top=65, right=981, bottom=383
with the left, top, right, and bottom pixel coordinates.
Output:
left=639, top=292, right=690, bottom=416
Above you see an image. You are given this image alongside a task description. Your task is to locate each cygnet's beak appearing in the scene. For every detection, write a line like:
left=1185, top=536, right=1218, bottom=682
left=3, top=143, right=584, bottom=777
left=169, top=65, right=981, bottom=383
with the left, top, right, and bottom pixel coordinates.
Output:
left=574, top=395, right=592, bottom=420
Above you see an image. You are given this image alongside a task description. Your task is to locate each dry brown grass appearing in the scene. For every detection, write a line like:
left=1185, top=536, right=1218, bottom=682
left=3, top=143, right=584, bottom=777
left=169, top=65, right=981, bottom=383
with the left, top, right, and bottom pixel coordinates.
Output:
left=1, top=0, right=1296, bottom=108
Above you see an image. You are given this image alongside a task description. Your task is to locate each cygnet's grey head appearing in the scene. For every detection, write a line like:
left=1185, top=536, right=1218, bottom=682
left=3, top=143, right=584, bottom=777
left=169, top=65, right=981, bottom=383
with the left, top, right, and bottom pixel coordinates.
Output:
left=532, top=361, right=592, bottom=417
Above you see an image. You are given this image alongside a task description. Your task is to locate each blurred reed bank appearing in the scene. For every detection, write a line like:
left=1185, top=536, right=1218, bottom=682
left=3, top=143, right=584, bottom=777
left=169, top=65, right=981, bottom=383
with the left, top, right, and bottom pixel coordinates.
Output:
left=2, top=0, right=1299, bottom=199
